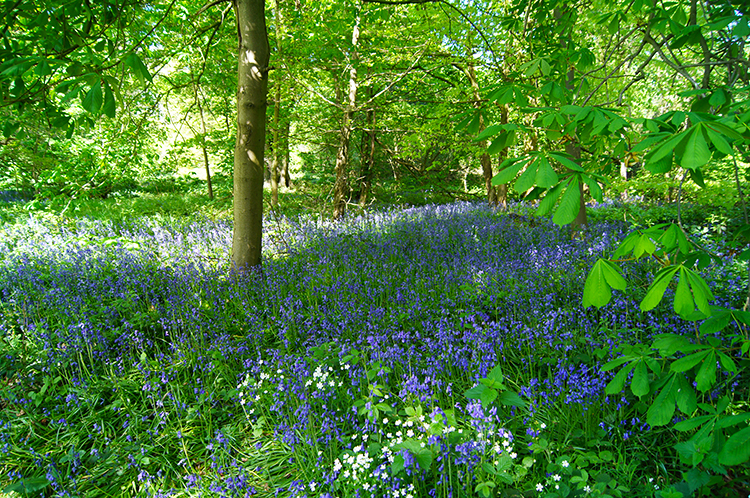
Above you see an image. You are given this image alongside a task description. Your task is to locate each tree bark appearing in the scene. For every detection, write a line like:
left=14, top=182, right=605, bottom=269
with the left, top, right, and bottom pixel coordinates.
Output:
left=282, top=118, right=291, bottom=187
left=232, top=0, right=270, bottom=270
left=195, top=82, right=214, bottom=201
left=555, top=7, right=587, bottom=231
left=270, top=81, right=280, bottom=209
left=464, top=61, right=498, bottom=204
left=358, top=107, right=375, bottom=208
left=333, top=10, right=361, bottom=220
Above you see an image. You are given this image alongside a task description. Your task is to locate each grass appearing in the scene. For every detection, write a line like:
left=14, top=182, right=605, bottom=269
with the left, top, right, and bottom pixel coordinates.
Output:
left=0, top=196, right=748, bottom=497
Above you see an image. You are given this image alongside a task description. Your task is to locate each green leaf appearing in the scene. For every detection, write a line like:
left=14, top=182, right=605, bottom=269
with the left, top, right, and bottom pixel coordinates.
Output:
left=676, top=375, right=697, bottom=415
left=497, top=390, right=527, bottom=408
left=631, top=360, right=650, bottom=398
left=605, top=362, right=636, bottom=395
left=514, top=158, right=538, bottom=193
left=647, top=373, right=678, bottom=427
left=716, top=412, right=750, bottom=429
left=671, top=350, right=709, bottom=373
left=633, top=233, right=656, bottom=258
left=674, top=267, right=694, bottom=317
left=699, top=311, right=731, bottom=335
left=653, top=333, right=694, bottom=356
left=640, top=266, right=680, bottom=312
left=648, top=132, right=687, bottom=163
left=680, top=128, right=711, bottom=170
left=717, top=351, right=737, bottom=374
left=414, top=448, right=433, bottom=471
left=549, top=152, right=583, bottom=171
left=602, top=354, right=635, bottom=371
left=488, top=132, right=514, bottom=154
left=480, top=387, right=498, bottom=408
left=646, top=153, right=673, bottom=173
left=583, top=258, right=627, bottom=309
left=492, top=159, right=525, bottom=186
left=475, top=125, right=504, bottom=141
left=391, top=453, right=405, bottom=475
left=673, top=415, right=713, bottom=432
left=81, top=80, right=103, bottom=114
left=125, top=52, right=152, bottom=83
left=705, top=128, right=733, bottom=155
left=3, top=477, right=51, bottom=494
left=552, top=177, right=581, bottom=226
left=719, top=427, right=750, bottom=465
left=485, top=364, right=504, bottom=387
left=695, top=351, right=716, bottom=392
left=685, top=270, right=713, bottom=316
left=35, top=59, right=51, bottom=76
left=535, top=158, right=558, bottom=188
left=582, top=174, right=603, bottom=202
left=536, top=183, right=564, bottom=217
left=102, top=81, right=116, bottom=118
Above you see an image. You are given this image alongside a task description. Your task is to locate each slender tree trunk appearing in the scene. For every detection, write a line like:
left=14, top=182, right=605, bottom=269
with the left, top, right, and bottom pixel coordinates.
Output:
left=282, top=118, right=291, bottom=187
left=358, top=107, right=375, bottom=208
left=270, top=81, right=280, bottom=209
left=497, top=158, right=508, bottom=209
left=195, top=83, right=214, bottom=200
left=232, top=0, right=270, bottom=270
left=492, top=105, right=510, bottom=207
left=333, top=10, right=361, bottom=220
left=465, top=61, right=497, bottom=204
left=556, top=7, right=587, bottom=231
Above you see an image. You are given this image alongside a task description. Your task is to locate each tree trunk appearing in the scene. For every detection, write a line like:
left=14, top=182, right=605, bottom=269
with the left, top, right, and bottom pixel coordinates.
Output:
left=333, top=10, right=361, bottom=220
left=232, top=0, right=270, bottom=270
left=270, top=81, right=280, bottom=209
left=566, top=142, right=588, bottom=228
left=282, top=118, right=291, bottom=187
left=195, top=83, right=214, bottom=201
left=465, top=61, right=498, bottom=204
left=358, top=107, right=375, bottom=208
left=556, top=6, right=587, bottom=231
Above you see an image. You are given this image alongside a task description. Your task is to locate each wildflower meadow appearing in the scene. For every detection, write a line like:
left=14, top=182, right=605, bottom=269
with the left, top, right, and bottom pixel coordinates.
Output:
left=0, top=201, right=747, bottom=497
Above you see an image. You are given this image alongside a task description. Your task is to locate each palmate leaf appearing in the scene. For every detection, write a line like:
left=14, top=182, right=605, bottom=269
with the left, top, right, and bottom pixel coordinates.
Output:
left=102, top=81, right=116, bottom=118
left=680, top=128, right=711, bottom=170
left=125, top=52, right=152, bottom=83
left=706, top=128, right=733, bottom=155
left=535, top=157, right=558, bottom=188
left=695, top=350, right=716, bottom=392
left=676, top=374, right=697, bottom=415
left=674, top=267, right=694, bottom=317
left=81, top=80, right=103, bottom=114
left=552, top=177, right=581, bottom=226
left=514, top=158, right=538, bottom=193
left=605, top=361, right=636, bottom=394
left=583, top=258, right=626, bottom=308
left=631, top=360, right=650, bottom=398
left=685, top=269, right=713, bottom=316
left=640, top=266, right=680, bottom=312
left=488, top=131, right=515, bottom=154
left=491, top=158, right=526, bottom=185
left=648, top=132, right=687, bottom=163
left=536, top=183, right=564, bottom=216
left=647, top=373, right=678, bottom=426
left=474, top=125, right=504, bottom=141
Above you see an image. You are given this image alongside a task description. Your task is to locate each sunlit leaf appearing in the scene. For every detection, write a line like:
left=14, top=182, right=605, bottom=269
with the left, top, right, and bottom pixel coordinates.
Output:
left=552, top=177, right=581, bottom=226
left=640, top=266, right=680, bottom=312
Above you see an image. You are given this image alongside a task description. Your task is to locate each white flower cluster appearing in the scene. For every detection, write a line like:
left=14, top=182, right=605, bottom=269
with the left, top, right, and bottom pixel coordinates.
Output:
left=237, top=366, right=270, bottom=416
left=332, top=444, right=374, bottom=482
left=491, top=432, right=517, bottom=460
left=304, top=364, right=344, bottom=391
